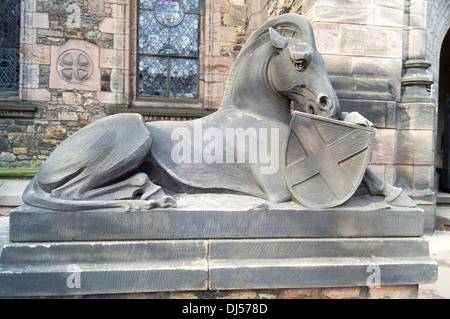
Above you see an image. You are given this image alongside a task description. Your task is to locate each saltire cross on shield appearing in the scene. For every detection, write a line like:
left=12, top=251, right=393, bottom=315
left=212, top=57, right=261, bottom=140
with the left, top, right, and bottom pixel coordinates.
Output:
left=283, top=112, right=376, bottom=209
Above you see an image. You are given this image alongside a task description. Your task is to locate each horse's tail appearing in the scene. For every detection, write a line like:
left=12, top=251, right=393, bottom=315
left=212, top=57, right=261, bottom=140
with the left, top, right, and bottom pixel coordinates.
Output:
left=22, top=175, right=130, bottom=211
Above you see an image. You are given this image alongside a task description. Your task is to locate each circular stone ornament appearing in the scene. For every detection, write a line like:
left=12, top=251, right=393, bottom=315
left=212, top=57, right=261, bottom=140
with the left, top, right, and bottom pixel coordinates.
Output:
left=56, top=49, right=93, bottom=84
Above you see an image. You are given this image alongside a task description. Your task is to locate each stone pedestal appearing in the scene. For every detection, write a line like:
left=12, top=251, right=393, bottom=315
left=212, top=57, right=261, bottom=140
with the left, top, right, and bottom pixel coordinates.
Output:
left=0, top=191, right=438, bottom=297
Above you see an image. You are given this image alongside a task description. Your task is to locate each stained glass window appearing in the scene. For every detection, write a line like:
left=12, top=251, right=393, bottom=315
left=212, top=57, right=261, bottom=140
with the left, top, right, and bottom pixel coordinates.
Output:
left=137, top=0, right=200, bottom=98
left=0, top=0, right=20, bottom=90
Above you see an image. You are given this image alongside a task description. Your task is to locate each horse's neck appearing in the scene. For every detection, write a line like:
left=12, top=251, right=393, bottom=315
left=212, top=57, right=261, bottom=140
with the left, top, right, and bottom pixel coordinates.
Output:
left=221, top=44, right=291, bottom=124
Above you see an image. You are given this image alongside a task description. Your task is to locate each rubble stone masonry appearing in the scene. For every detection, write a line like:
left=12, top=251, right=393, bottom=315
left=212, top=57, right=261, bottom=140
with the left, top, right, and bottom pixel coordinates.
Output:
left=1, top=0, right=246, bottom=168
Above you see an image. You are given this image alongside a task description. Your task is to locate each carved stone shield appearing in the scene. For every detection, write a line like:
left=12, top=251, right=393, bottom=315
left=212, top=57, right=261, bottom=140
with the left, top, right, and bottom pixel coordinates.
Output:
left=283, top=112, right=376, bottom=209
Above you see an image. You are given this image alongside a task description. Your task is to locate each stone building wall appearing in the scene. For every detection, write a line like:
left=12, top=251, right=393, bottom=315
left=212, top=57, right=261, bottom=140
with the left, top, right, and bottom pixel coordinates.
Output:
left=1, top=0, right=247, bottom=168
left=202, top=0, right=247, bottom=110
left=2, top=0, right=114, bottom=169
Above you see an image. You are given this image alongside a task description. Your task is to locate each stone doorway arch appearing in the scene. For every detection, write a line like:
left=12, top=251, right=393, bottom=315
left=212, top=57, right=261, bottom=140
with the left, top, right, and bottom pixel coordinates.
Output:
left=426, top=0, right=450, bottom=190
left=436, top=31, right=450, bottom=190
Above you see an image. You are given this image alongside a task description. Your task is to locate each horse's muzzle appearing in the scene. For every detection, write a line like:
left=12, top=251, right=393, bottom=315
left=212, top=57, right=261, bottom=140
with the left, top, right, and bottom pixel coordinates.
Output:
left=317, top=94, right=331, bottom=111
left=306, top=94, right=338, bottom=119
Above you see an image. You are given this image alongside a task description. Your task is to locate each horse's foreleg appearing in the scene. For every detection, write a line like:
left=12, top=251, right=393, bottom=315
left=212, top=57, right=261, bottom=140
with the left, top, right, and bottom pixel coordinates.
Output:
left=79, top=172, right=162, bottom=200
left=23, top=174, right=176, bottom=212
left=79, top=172, right=177, bottom=208
left=362, top=167, right=416, bottom=207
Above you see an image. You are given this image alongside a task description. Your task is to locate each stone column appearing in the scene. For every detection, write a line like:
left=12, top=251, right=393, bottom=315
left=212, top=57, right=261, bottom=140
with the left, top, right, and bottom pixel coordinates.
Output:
left=399, top=0, right=436, bottom=232
left=97, top=0, right=131, bottom=107
left=20, top=0, right=52, bottom=102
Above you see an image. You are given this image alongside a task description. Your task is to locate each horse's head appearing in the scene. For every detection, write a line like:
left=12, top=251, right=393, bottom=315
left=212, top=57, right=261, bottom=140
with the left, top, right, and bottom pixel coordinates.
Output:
left=267, top=27, right=340, bottom=119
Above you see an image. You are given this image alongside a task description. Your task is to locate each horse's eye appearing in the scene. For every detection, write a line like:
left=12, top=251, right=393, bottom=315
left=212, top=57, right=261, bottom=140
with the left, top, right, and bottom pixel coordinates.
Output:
left=293, top=59, right=307, bottom=71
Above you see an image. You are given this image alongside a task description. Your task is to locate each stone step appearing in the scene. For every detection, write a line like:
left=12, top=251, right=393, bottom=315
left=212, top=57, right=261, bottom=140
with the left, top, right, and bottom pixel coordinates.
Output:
left=0, top=217, right=9, bottom=259
left=1, top=240, right=208, bottom=264
left=0, top=237, right=438, bottom=296
left=209, top=238, right=431, bottom=259
left=0, top=239, right=209, bottom=297
left=1, top=237, right=430, bottom=264
left=0, top=180, right=28, bottom=207
left=437, top=191, right=450, bottom=205
left=209, top=256, right=438, bottom=290
left=0, top=255, right=437, bottom=296
left=0, top=260, right=208, bottom=297
left=435, top=192, right=450, bottom=231
left=436, top=206, right=450, bottom=231
left=0, top=257, right=438, bottom=296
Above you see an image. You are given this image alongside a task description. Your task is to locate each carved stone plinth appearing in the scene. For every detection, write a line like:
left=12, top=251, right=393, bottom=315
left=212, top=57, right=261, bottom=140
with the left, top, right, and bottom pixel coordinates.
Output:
left=0, top=192, right=438, bottom=297
left=10, top=193, right=424, bottom=241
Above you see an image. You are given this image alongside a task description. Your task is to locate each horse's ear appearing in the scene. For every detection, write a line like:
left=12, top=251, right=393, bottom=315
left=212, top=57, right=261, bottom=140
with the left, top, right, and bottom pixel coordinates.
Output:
left=269, top=27, right=288, bottom=50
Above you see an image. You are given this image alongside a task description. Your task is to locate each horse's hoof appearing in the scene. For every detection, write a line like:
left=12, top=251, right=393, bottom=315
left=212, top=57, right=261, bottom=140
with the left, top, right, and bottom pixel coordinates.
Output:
left=386, top=190, right=417, bottom=208
left=158, top=195, right=178, bottom=208
left=120, top=196, right=177, bottom=212
left=119, top=199, right=158, bottom=211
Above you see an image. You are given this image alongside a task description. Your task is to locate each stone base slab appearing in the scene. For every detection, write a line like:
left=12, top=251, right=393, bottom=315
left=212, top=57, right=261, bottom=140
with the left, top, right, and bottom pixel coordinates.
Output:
left=9, top=193, right=425, bottom=242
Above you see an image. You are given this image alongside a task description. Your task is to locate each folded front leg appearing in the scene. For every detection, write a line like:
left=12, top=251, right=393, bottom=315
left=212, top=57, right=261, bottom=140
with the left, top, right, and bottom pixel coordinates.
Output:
left=362, top=167, right=416, bottom=207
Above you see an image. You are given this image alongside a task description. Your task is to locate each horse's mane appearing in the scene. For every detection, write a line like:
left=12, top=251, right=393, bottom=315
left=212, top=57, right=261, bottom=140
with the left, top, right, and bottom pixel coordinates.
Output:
left=220, top=14, right=316, bottom=109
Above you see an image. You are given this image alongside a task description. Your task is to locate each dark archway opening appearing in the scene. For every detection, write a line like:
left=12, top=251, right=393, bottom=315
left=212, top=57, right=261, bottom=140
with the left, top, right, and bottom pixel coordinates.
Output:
left=437, top=31, right=450, bottom=191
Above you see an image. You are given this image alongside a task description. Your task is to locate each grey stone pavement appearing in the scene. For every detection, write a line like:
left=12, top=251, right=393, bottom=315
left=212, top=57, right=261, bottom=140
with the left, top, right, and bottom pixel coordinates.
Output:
left=418, top=231, right=450, bottom=299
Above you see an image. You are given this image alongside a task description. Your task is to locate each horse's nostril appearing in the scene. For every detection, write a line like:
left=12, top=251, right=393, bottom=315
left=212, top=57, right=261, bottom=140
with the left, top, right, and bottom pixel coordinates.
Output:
left=318, top=95, right=330, bottom=110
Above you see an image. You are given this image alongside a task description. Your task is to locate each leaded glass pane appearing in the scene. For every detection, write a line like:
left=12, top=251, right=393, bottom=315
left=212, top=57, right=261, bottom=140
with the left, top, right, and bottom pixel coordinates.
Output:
left=0, top=0, right=20, bottom=90
left=138, top=2, right=199, bottom=57
left=178, top=0, right=200, bottom=13
left=138, top=0, right=158, bottom=10
left=137, top=0, right=200, bottom=98
left=0, top=0, right=20, bottom=46
left=169, top=14, right=199, bottom=56
left=138, top=11, right=170, bottom=55
left=138, top=56, right=168, bottom=97
left=169, top=58, right=197, bottom=98
left=0, top=48, right=20, bottom=89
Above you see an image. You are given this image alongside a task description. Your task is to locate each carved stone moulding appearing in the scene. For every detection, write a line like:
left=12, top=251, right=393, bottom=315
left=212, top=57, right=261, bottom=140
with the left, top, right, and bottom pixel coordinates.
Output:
left=401, top=59, right=433, bottom=103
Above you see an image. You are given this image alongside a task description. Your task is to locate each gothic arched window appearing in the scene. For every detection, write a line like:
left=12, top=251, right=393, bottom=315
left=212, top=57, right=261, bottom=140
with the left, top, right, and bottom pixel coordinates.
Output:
left=0, top=0, right=20, bottom=91
left=137, top=0, right=200, bottom=99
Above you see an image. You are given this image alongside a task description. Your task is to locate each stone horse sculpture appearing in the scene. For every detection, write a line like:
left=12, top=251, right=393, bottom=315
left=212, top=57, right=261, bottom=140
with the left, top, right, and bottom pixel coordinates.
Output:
left=22, top=14, right=415, bottom=211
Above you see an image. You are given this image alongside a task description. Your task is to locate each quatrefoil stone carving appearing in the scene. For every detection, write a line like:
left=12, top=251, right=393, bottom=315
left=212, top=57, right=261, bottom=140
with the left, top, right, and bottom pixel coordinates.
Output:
left=57, top=49, right=93, bottom=84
